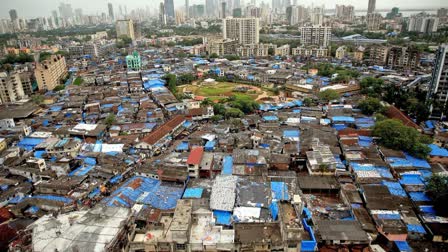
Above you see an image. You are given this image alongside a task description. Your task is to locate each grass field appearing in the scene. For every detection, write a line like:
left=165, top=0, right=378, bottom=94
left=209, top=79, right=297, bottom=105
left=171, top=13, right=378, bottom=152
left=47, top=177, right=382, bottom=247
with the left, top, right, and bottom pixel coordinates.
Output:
left=180, top=81, right=272, bottom=101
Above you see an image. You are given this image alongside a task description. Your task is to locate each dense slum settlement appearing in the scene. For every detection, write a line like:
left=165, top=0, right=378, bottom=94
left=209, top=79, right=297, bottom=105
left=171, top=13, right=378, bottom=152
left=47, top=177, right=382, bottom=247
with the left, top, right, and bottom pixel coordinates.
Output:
left=0, top=50, right=447, bottom=252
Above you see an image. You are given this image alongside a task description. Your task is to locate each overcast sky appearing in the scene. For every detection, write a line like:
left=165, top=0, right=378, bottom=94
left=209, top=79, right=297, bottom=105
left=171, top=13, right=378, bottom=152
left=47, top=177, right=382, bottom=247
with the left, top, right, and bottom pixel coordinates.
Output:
left=0, top=0, right=446, bottom=18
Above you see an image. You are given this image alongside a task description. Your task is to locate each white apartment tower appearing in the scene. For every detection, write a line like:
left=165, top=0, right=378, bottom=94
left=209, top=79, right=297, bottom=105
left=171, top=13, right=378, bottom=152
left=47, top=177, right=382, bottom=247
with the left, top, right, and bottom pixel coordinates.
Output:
left=427, top=44, right=448, bottom=118
left=299, top=26, right=331, bottom=47
left=222, top=17, right=259, bottom=45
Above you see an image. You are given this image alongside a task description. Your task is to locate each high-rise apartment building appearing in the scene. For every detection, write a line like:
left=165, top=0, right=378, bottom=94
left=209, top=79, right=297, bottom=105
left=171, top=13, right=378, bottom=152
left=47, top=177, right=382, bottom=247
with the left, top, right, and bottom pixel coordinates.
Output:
left=427, top=44, right=448, bottom=118
left=116, top=19, right=135, bottom=40
left=223, top=17, right=260, bottom=45
left=58, top=3, right=74, bottom=18
left=366, top=13, right=382, bottom=31
left=221, top=2, right=227, bottom=18
left=34, top=55, right=67, bottom=91
left=367, top=0, right=376, bottom=14
left=206, top=0, right=218, bottom=18
left=386, top=46, right=420, bottom=70
left=185, top=0, right=190, bottom=18
left=286, top=5, right=307, bottom=25
left=164, top=0, right=175, bottom=18
left=0, top=72, right=25, bottom=103
left=437, top=8, right=448, bottom=18
left=335, top=5, right=354, bottom=22
left=299, top=26, right=331, bottom=47
left=310, top=7, right=324, bottom=26
left=9, top=10, right=18, bottom=22
left=108, top=3, right=114, bottom=21
left=408, top=14, right=439, bottom=33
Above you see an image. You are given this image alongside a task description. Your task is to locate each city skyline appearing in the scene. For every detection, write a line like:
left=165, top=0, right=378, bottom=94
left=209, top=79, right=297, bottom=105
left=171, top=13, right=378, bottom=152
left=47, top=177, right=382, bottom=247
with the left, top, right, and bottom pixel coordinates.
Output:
left=0, top=0, right=446, bottom=18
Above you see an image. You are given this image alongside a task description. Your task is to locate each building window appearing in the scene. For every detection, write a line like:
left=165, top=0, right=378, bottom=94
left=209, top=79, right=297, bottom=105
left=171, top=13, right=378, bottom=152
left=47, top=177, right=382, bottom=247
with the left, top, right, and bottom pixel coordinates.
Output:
left=176, top=244, right=186, bottom=250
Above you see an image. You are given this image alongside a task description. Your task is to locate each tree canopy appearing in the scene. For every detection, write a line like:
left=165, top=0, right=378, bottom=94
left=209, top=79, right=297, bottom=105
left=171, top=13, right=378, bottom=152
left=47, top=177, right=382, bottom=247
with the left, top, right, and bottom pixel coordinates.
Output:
left=360, top=77, right=384, bottom=98
left=318, top=89, right=340, bottom=102
left=372, top=119, right=432, bottom=158
left=426, top=174, right=448, bottom=217
left=358, top=97, right=384, bottom=115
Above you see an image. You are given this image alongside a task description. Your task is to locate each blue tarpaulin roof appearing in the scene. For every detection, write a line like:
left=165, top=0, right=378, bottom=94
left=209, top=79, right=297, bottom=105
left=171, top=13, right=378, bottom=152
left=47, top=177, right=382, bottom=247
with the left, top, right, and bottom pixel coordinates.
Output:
left=263, top=115, right=279, bottom=121
left=419, top=205, right=436, bottom=215
left=18, top=137, right=45, bottom=151
left=283, top=130, right=300, bottom=138
left=33, top=194, right=73, bottom=204
left=409, top=192, right=431, bottom=202
left=331, top=116, right=355, bottom=123
left=222, top=156, right=233, bottom=175
left=176, top=141, right=189, bottom=151
left=387, top=153, right=431, bottom=169
left=377, top=213, right=401, bottom=220
left=407, top=224, right=426, bottom=234
left=204, top=140, right=216, bottom=151
left=271, top=181, right=289, bottom=200
left=381, top=181, right=407, bottom=197
left=102, top=176, right=184, bottom=209
left=394, top=241, right=411, bottom=252
left=183, top=188, right=203, bottom=198
left=214, top=210, right=232, bottom=225
left=429, top=144, right=448, bottom=157
left=399, top=174, right=425, bottom=185
left=69, top=165, right=95, bottom=176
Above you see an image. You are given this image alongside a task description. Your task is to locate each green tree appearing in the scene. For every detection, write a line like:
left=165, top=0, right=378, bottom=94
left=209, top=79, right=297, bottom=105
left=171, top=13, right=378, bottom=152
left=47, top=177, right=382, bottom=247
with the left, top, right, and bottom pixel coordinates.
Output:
left=73, top=77, right=84, bottom=86
left=39, top=52, right=52, bottom=62
left=163, top=74, right=178, bottom=94
left=104, top=114, right=116, bottom=127
left=358, top=97, right=384, bottom=115
left=201, top=98, right=213, bottom=107
left=318, top=89, right=340, bottom=103
left=426, top=174, right=448, bottom=217
left=53, top=85, right=65, bottom=92
left=225, top=108, right=244, bottom=118
left=372, top=119, right=431, bottom=158
left=268, top=48, right=275, bottom=56
left=360, top=77, right=385, bottom=98
left=213, top=103, right=226, bottom=116
left=32, top=95, right=45, bottom=105
left=303, top=97, right=313, bottom=107
left=211, top=115, right=223, bottom=122
left=209, top=53, right=219, bottom=59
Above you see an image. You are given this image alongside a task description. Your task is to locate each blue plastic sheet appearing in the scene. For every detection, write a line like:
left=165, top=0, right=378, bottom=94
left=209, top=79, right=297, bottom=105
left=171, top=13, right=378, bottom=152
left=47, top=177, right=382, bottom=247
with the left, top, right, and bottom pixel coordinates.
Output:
left=102, top=176, right=184, bottom=210
left=214, top=210, right=232, bottom=225
left=271, top=181, right=289, bottom=200
left=222, top=156, right=233, bottom=175
left=183, top=188, right=203, bottom=199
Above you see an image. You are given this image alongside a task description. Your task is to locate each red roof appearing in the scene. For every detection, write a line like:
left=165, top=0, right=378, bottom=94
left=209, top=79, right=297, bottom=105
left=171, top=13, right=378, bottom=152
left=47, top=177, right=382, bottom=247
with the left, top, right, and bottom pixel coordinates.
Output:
left=141, top=115, right=185, bottom=145
left=187, top=147, right=204, bottom=165
left=385, top=106, right=420, bottom=130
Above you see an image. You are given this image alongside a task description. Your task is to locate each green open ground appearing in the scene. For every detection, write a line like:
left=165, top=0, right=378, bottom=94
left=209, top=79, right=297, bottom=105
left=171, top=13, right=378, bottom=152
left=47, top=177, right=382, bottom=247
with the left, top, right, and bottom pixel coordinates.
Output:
left=180, top=81, right=272, bottom=101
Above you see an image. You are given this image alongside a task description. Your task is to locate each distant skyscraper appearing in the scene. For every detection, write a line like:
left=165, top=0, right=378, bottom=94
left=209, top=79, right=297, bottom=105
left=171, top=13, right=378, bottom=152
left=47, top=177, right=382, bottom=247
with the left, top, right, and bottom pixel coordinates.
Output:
left=59, top=3, right=74, bottom=18
left=367, top=0, right=376, bottom=14
left=108, top=3, right=115, bottom=21
left=159, top=3, right=167, bottom=25
left=366, top=13, right=382, bottom=31
left=185, top=0, right=190, bottom=18
left=437, top=8, right=448, bottom=18
left=427, top=44, right=448, bottom=118
left=206, top=0, right=216, bottom=18
left=221, top=2, right=227, bottom=18
left=233, top=0, right=241, bottom=9
left=164, top=0, right=175, bottom=18
left=408, top=13, right=439, bottom=33
left=335, top=5, right=354, bottom=22
left=9, top=9, right=18, bottom=22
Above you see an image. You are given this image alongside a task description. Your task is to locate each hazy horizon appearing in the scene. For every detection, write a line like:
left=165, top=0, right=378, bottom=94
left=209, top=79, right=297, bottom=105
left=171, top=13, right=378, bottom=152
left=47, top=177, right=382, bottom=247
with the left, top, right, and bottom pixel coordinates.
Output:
left=0, top=0, right=446, bottom=19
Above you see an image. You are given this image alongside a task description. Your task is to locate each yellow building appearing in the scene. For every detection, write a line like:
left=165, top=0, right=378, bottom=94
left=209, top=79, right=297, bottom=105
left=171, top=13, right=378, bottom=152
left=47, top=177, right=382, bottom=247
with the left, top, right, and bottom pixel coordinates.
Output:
left=116, top=19, right=135, bottom=40
left=0, top=138, right=7, bottom=152
left=34, top=55, right=67, bottom=91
